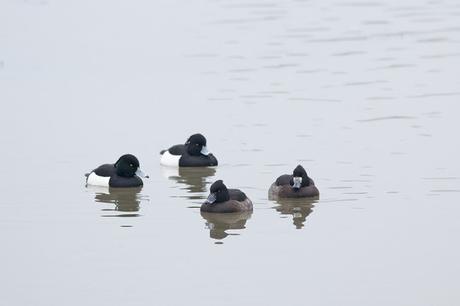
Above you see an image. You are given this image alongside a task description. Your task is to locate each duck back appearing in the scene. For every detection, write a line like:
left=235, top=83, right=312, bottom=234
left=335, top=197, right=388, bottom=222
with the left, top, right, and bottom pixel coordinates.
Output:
left=94, top=164, right=116, bottom=176
left=228, top=189, right=248, bottom=201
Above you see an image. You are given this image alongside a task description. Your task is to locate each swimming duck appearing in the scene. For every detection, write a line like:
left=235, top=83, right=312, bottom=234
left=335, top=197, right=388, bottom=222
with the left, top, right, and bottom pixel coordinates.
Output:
left=201, top=180, right=253, bottom=213
left=268, top=165, right=319, bottom=198
left=86, top=154, right=147, bottom=188
left=160, top=133, right=218, bottom=167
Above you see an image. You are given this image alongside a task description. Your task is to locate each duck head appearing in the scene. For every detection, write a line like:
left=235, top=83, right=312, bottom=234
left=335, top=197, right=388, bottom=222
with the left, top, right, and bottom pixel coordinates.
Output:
left=115, top=154, right=148, bottom=178
left=185, top=133, right=210, bottom=156
left=290, top=165, right=310, bottom=191
left=205, top=180, right=230, bottom=204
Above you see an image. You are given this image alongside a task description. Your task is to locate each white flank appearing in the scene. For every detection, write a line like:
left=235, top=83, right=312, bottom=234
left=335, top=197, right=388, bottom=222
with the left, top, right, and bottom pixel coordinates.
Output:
left=86, top=172, right=111, bottom=187
left=160, top=151, right=181, bottom=167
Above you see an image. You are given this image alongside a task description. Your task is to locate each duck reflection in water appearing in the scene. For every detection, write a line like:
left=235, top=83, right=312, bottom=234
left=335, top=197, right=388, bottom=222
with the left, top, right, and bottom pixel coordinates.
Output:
left=89, top=186, right=146, bottom=217
left=269, top=196, right=318, bottom=229
left=161, top=166, right=216, bottom=200
left=201, top=211, right=252, bottom=240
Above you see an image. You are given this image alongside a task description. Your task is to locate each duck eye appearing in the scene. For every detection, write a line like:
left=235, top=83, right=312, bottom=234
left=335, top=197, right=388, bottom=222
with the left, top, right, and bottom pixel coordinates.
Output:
left=130, top=163, right=134, bottom=167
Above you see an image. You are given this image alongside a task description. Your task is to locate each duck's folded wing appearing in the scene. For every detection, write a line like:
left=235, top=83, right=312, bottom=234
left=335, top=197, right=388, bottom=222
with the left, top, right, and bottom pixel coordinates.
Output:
left=94, top=164, right=116, bottom=176
left=275, top=174, right=292, bottom=186
left=228, top=189, right=247, bottom=201
left=167, top=144, right=186, bottom=156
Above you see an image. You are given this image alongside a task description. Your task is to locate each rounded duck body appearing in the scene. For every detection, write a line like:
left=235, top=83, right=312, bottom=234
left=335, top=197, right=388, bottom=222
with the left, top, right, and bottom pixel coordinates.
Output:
left=160, top=133, right=218, bottom=167
left=86, top=154, right=147, bottom=188
left=269, top=165, right=319, bottom=199
left=201, top=180, right=253, bottom=213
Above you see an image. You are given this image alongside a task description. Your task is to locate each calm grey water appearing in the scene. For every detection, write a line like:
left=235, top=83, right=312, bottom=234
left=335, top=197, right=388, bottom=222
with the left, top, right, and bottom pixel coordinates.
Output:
left=1, top=0, right=460, bottom=305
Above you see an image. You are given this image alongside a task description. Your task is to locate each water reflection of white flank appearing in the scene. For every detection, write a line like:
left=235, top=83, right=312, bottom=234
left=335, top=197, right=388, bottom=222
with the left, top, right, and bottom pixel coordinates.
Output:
left=161, top=166, right=216, bottom=199
left=87, top=185, right=148, bottom=218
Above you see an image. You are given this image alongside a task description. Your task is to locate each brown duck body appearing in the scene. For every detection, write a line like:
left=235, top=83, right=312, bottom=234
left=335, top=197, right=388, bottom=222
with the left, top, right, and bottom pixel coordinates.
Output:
left=201, top=189, right=253, bottom=213
left=269, top=175, right=319, bottom=199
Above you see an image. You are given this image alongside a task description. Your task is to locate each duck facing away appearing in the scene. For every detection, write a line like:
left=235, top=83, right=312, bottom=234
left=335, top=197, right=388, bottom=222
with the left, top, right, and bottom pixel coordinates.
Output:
left=86, top=154, right=148, bottom=188
left=160, top=133, right=218, bottom=167
left=269, top=165, right=319, bottom=199
left=201, top=180, right=253, bottom=213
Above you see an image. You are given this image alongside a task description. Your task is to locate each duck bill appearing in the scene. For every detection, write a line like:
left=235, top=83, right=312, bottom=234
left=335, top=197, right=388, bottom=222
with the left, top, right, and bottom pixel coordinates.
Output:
left=292, top=176, right=302, bottom=189
left=135, top=168, right=149, bottom=178
left=200, top=146, right=210, bottom=156
left=205, top=192, right=217, bottom=204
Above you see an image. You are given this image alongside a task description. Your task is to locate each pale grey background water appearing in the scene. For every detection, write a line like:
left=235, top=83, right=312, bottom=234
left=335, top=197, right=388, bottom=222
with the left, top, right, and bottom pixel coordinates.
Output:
left=1, top=0, right=460, bottom=305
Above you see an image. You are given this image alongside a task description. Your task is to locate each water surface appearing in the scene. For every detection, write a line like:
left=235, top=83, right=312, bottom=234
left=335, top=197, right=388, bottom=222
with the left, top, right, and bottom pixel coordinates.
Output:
left=1, top=0, right=460, bottom=305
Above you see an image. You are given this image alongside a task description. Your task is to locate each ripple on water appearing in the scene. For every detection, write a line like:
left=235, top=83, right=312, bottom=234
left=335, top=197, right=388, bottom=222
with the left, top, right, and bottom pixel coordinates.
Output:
left=328, top=186, right=353, bottom=189
left=264, top=163, right=288, bottom=167
left=285, top=26, right=331, bottom=33
left=332, top=51, right=368, bottom=56
left=228, top=68, right=257, bottom=73
left=422, top=177, right=460, bottom=181
left=295, top=69, right=326, bottom=74
left=222, top=3, right=280, bottom=9
left=239, top=94, right=271, bottom=99
left=407, top=92, right=460, bottom=99
left=319, top=198, right=360, bottom=203
left=417, top=37, right=450, bottom=43
left=296, top=134, right=312, bottom=138
left=421, top=52, right=460, bottom=59
left=286, top=52, right=310, bottom=57
left=263, top=63, right=300, bottom=69
left=362, top=20, right=390, bottom=25
left=338, top=2, right=386, bottom=7
left=288, top=97, right=341, bottom=102
left=307, top=36, right=368, bottom=43
left=370, top=64, right=417, bottom=70
left=357, top=115, right=417, bottom=122
left=184, top=53, right=219, bottom=58
left=345, top=80, right=388, bottom=86
left=366, top=96, right=396, bottom=101
left=210, top=17, right=281, bottom=25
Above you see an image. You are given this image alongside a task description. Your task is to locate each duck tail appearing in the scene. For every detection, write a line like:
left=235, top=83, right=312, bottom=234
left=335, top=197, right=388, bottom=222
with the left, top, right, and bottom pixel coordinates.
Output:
left=160, top=149, right=167, bottom=155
